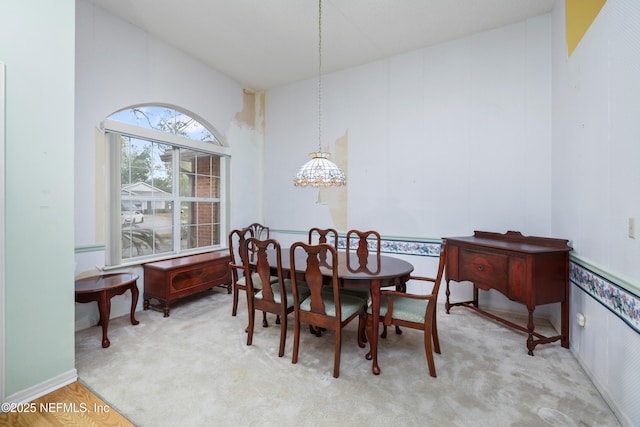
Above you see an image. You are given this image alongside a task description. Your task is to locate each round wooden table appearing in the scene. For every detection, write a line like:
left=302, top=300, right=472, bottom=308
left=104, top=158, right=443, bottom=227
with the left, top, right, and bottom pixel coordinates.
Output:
left=75, top=273, right=140, bottom=348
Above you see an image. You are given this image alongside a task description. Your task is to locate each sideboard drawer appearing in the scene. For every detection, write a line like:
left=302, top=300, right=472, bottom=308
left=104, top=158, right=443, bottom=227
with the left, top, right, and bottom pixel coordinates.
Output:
left=459, top=249, right=508, bottom=294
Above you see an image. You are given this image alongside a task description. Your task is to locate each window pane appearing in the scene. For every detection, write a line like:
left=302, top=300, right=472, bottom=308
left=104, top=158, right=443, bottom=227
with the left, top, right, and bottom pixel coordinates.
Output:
left=179, top=172, right=194, bottom=197
left=110, top=106, right=221, bottom=145
left=120, top=204, right=173, bottom=260
left=150, top=143, right=173, bottom=193
left=180, top=201, right=221, bottom=249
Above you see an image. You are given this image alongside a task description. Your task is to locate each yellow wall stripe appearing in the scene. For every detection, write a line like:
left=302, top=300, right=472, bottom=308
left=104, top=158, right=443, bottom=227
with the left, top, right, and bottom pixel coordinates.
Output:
left=566, top=0, right=607, bottom=57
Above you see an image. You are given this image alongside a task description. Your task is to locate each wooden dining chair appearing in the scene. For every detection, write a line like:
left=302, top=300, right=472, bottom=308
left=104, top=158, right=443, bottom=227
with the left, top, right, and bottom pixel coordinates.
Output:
left=290, top=242, right=368, bottom=378
left=228, top=228, right=276, bottom=326
left=308, top=227, right=339, bottom=249
left=306, top=227, right=340, bottom=336
left=365, top=244, right=446, bottom=377
left=242, top=237, right=310, bottom=357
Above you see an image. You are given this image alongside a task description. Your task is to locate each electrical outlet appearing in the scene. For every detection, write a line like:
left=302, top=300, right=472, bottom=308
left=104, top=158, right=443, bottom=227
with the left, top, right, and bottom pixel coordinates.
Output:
left=629, top=218, right=636, bottom=239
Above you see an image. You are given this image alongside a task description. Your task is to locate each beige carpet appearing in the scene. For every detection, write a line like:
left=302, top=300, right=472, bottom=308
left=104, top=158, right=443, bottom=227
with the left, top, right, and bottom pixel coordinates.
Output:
left=75, top=288, right=620, bottom=427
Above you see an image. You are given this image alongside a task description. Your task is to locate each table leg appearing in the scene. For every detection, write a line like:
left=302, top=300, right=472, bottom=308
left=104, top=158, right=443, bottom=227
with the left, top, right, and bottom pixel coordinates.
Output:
left=129, top=283, right=140, bottom=325
left=370, top=279, right=381, bottom=375
left=97, top=292, right=111, bottom=348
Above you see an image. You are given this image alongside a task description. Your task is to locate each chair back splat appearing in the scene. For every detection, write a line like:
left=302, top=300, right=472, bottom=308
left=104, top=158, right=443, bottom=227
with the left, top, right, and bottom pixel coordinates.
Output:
left=290, top=242, right=367, bottom=378
left=245, top=223, right=269, bottom=262
left=346, top=229, right=381, bottom=274
left=247, top=223, right=269, bottom=240
left=308, top=227, right=339, bottom=250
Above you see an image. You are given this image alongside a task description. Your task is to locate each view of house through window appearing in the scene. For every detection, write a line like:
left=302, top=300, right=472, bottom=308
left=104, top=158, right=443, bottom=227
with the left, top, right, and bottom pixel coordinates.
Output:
left=106, top=106, right=226, bottom=265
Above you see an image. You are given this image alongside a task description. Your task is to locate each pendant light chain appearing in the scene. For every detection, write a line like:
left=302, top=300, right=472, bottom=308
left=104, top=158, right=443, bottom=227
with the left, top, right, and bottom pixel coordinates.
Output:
left=317, top=0, right=323, bottom=152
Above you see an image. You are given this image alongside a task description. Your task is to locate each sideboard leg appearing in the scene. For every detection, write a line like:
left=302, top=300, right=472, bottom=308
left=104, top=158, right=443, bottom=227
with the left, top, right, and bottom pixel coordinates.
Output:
left=526, top=308, right=536, bottom=356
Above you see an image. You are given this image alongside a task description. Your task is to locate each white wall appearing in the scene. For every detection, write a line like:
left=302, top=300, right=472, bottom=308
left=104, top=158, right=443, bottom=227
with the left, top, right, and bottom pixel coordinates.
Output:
left=74, top=0, right=263, bottom=326
left=265, top=15, right=553, bottom=311
left=552, top=1, right=640, bottom=425
left=0, top=0, right=76, bottom=398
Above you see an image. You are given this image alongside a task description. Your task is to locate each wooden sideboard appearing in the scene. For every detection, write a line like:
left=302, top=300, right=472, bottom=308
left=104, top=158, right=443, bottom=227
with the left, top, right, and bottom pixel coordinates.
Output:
left=143, top=251, right=231, bottom=317
left=444, top=230, right=572, bottom=355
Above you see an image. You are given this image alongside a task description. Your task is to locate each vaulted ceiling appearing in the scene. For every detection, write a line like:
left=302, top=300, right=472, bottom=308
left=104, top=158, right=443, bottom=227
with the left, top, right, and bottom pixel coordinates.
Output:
left=88, top=0, right=555, bottom=90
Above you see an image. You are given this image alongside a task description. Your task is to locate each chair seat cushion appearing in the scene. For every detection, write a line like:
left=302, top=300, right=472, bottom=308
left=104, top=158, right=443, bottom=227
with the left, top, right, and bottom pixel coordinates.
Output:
left=368, top=295, right=427, bottom=324
left=256, top=280, right=310, bottom=308
left=300, top=289, right=367, bottom=321
left=237, top=272, right=278, bottom=290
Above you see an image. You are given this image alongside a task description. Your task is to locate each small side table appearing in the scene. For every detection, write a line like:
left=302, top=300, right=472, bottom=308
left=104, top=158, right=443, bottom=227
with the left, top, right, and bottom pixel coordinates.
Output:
left=75, top=273, right=140, bottom=348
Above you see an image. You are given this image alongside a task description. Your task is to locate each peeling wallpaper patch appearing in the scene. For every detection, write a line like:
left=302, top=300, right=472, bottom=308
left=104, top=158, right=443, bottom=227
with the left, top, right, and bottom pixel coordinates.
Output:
left=234, top=89, right=259, bottom=129
left=319, top=130, right=348, bottom=230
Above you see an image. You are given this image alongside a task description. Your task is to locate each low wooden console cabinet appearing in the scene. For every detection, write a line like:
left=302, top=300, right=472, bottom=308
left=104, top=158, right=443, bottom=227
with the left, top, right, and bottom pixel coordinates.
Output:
left=143, top=252, right=231, bottom=317
left=444, top=230, right=572, bottom=355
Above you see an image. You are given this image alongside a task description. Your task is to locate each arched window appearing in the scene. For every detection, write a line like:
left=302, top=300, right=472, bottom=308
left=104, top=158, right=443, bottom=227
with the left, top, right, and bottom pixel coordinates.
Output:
left=103, top=105, right=230, bottom=266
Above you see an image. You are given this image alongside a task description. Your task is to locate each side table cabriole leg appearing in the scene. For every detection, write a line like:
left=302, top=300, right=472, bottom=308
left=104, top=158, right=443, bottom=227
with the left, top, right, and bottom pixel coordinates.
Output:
left=129, top=283, right=140, bottom=325
left=98, top=292, right=111, bottom=348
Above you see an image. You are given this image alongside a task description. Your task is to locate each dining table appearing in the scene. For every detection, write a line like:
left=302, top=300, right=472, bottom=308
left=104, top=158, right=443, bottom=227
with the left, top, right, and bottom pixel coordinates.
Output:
left=265, top=247, right=414, bottom=375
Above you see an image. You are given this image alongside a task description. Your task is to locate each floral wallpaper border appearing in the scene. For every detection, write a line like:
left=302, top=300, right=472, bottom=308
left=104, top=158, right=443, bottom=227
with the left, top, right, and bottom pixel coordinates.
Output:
left=570, top=261, right=640, bottom=334
left=337, top=237, right=441, bottom=257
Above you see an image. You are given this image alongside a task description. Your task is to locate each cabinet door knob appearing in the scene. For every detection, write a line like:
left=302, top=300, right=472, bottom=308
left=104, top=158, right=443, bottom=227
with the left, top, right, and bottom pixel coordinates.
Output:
left=477, top=265, right=484, bottom=271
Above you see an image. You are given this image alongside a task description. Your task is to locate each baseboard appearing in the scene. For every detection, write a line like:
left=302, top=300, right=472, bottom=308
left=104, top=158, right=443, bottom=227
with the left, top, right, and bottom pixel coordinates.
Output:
left=1, top=369, right=78, bottom=409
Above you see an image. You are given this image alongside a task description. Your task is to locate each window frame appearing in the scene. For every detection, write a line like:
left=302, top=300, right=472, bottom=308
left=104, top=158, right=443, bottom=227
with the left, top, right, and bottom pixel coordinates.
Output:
left=103, top=116, right=231, bottom=267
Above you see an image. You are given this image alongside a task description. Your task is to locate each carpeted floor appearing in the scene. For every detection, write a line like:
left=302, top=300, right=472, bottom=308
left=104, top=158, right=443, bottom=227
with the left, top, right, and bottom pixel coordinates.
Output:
left=75, top=288, right=620, bottom=427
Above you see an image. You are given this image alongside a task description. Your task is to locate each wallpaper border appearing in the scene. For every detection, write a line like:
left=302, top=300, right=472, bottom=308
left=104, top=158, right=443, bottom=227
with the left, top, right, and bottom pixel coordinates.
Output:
left=336, top=236, right=442, bottom=256
left=570, top=260, right=640, bottom=335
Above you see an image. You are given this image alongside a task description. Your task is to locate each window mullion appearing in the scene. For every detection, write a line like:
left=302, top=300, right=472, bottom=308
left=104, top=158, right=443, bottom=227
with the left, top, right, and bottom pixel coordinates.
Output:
left=172, top=147, right=181, bottom=253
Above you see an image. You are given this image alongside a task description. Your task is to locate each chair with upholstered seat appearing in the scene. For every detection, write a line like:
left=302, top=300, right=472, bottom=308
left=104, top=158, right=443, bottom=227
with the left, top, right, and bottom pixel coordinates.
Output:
left=307, top=227, right=339, bottom=336
left=242, top=237, right=310, bottom=357
left=347, top=229, right=406, bottom=337
left=365, top=243, right=446, bottom=377
left=290, top=242, right=368, bottom=378
left=228, top=228, right=276, bottom=327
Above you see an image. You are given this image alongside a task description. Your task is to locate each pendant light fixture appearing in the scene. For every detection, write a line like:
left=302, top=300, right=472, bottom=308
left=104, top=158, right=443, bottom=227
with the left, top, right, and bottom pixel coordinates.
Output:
left=293, top=0, right=346, bottom=187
